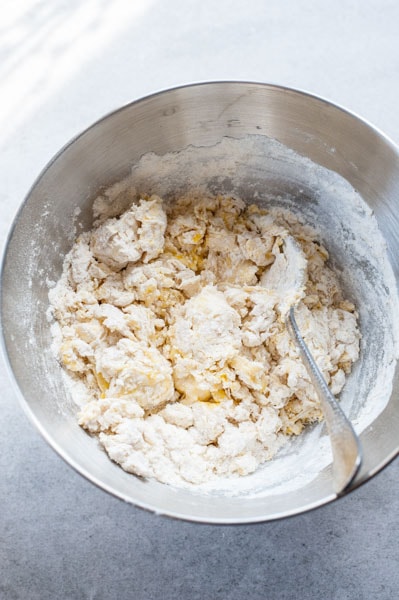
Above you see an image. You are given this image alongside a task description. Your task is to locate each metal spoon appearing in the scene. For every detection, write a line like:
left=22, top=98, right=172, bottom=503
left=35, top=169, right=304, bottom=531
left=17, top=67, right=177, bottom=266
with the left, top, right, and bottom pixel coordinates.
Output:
left=262, top=235, right=362, bottom=494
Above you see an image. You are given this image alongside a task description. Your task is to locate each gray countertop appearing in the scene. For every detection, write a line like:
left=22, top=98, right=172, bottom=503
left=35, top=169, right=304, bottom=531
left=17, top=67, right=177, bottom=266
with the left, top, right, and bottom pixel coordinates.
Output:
left=1, top=1, right=398, bottom=598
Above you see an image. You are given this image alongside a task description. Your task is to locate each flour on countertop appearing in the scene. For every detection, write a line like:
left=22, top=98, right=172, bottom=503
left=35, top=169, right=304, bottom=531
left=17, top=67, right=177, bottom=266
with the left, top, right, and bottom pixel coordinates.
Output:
left=49, top=192, right=360, bottom=487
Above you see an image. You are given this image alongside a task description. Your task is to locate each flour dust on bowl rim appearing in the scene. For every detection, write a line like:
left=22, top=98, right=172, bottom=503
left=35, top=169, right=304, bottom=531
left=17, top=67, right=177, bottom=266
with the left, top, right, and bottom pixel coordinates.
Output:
left=1, top=81, right=399, bottom=524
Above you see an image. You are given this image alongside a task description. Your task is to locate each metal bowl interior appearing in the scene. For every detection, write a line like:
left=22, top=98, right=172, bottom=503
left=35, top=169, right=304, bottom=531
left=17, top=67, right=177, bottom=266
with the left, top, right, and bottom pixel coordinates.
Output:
left=1, top=82, right=399, bottom=523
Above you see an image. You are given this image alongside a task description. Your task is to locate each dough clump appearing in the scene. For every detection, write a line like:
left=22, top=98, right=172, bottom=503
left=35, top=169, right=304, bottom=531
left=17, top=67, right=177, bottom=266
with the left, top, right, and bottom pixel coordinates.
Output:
left=49, top=192, right=360, bottom=487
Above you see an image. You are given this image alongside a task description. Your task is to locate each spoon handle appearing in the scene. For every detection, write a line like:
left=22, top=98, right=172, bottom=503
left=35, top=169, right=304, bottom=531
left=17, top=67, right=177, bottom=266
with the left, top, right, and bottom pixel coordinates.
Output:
left=286, top=307, right=362, bottom=494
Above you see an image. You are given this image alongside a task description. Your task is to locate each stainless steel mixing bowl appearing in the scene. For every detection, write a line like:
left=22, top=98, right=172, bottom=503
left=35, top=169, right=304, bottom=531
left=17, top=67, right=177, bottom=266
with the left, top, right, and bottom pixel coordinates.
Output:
left=2, top=82, right=399, bottom=523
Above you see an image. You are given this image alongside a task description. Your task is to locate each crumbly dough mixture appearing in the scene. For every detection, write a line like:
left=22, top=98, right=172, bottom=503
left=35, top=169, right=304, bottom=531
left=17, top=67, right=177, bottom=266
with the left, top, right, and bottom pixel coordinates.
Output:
left=49, top=193, right=360, bottom=487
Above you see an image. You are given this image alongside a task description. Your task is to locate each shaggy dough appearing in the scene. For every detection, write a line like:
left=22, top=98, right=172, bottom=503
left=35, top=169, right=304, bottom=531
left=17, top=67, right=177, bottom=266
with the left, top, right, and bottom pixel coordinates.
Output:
left=49, top=192, right=360, bottom=487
